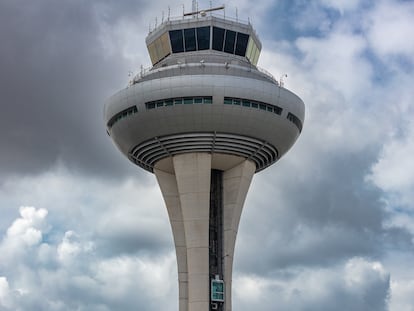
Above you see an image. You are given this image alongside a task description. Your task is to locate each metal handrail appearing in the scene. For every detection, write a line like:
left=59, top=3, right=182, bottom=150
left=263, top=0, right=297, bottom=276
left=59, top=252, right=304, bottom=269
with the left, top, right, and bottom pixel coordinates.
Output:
left=130, top=62, right=278, bottom=86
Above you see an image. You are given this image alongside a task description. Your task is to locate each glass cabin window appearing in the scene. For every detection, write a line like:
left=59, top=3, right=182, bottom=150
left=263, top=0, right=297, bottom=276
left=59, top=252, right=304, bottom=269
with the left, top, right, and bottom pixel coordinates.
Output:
left=183, top=97, right=193, bottom=104
left=184, top=28, right=196, bottom=52
left=224, top=30, right=236, bottom=54
left=169, top=30, right=184, bottom=53
left=242, top=100, right=251, bottom=107
left=213, top=27, right=225, bottom=51
left=235, top=32, right=249, bottom=56
left=273, top=106, right=282, bottom=115
left=197, top=26, right=210, bottom=50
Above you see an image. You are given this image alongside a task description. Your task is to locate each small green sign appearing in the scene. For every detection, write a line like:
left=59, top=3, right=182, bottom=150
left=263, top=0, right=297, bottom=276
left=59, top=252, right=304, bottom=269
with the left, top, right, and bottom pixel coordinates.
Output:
left=211, top=279, right=225, bottom=302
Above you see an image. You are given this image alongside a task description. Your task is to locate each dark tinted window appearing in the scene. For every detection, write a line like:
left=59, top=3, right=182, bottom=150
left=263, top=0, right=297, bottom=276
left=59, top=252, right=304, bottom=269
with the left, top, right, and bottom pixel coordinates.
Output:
left=213, top=27, right=225, bottom=51
left=184, top=97, right=193, bottom=104
left=224, top=30, right=236, bottom=53
left=169, top=30, right=184, bottom=53
left=273, top=106, right=282, bottom=115
left=287, top=112, right=303, bottom=132
left=197, top=26, right=210, bottom=50
left=235, top=32, right=249, bottom=56
left=184, top=28, right=196, bottom=52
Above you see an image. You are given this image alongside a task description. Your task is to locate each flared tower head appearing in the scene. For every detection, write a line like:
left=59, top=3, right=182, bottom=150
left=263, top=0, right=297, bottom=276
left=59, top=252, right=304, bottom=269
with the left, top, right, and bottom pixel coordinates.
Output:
left=104, top=7, right=304, bottom=174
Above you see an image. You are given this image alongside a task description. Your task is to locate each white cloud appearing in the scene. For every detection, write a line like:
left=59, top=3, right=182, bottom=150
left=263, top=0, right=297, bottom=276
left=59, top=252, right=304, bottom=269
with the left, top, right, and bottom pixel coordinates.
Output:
left=0, top=277, right=12, bottom=309
left=0, top=200, right=177, bottom=311
left=319, top=0, right=362, bottom=13
left=57, top=231, right=94, bottom=265
left=6, top=206, right=47, bottom=245
left=365, top=0, right=414, bottom=60
left=390, top=279, right=414, bottom=311
left=368, top=120, right=414, bottom=206
left=233, top=257, right=389, bottom=311
left=0, top=207, right=48, bottom=266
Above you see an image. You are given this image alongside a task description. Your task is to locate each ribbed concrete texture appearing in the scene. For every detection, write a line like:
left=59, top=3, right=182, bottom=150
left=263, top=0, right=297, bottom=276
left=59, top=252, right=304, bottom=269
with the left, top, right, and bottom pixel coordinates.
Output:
left=155, top=153, right=255, bottom=311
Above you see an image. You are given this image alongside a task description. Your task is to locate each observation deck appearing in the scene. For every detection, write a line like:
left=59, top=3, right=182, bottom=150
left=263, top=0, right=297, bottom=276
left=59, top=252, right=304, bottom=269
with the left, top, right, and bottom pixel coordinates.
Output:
left=104, top=11, right=305, bottom=173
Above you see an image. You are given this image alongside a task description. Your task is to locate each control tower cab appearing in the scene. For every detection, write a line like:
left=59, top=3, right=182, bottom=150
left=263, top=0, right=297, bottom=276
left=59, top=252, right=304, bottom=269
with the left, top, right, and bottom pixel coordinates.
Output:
left=104, top=6, right=304, bottom=311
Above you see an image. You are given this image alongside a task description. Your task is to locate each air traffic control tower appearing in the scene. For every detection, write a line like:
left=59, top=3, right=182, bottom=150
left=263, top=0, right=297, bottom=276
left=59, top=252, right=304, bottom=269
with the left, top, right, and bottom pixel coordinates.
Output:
left=104, top=5, right=304, bottom=311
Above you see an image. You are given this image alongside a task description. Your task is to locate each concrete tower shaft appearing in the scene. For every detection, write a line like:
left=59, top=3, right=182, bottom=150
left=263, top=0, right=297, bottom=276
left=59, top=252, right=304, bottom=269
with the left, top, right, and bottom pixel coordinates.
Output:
left=155, top=154, right=255, bottom=311
left=104, top=9, right=304, bottom=311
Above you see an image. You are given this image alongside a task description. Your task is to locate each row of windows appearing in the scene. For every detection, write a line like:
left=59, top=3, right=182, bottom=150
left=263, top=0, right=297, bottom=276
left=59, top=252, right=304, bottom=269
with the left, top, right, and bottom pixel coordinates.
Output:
left=224, top=97, right=282, bottom=115
left=169, top=26, right=211, bottom=53
left=148, top=26, right=260, bottom=65
left=168, top=26, right=250, bottom=57
left=146, top=96, right=213, bottom=109
left=107, top=106, right=138, bottom=128
left=224, top=97, right=302, bottom=132
left=287, top=112, right=303, bottom=132
left=108, top=98, right=302, bottom=133
left=212, top=27, right=249, bottom=56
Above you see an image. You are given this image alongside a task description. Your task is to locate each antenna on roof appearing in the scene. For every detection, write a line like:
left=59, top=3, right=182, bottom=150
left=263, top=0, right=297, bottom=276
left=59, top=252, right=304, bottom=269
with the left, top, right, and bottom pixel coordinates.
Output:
left=192, top=0, right=196, bottom=12
left=184, top=4, right=225, bottom=17
left=280, top=74, right=287, bottom=87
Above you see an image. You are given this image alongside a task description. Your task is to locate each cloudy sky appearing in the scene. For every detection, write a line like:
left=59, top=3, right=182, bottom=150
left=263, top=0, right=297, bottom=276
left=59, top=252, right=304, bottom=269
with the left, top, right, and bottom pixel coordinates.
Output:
left=1, top=0, right=414, bottom=310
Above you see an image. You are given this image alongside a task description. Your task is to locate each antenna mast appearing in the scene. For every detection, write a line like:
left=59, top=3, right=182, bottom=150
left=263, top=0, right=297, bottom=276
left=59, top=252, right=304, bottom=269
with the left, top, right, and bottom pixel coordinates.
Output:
left=183, top=4, right=225, bottom=17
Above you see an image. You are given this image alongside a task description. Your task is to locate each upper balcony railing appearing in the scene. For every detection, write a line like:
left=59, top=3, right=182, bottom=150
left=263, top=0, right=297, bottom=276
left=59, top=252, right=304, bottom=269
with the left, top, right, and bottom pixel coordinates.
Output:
left=129, top=62, right=278, bottom=87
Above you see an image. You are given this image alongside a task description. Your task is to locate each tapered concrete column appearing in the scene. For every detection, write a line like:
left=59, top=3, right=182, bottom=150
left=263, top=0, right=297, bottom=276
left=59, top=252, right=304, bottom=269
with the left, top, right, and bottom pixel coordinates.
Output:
left=155, top=154, right=254, bottom=311
left=154, top=168, right=188, bottom=311
left=173, top=153, right=212, bottom=311
left=222, top=160, right=256, bottom=311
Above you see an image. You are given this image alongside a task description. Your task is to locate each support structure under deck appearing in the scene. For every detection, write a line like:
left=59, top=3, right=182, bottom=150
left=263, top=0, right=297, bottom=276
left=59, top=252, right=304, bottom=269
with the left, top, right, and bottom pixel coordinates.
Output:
left=154, top=153, right=255, bottom=311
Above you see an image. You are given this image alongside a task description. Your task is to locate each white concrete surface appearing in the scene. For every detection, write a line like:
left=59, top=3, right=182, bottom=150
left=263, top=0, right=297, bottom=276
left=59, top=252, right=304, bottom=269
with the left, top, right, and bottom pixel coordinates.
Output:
left=154, top=153, right=255, bottom=311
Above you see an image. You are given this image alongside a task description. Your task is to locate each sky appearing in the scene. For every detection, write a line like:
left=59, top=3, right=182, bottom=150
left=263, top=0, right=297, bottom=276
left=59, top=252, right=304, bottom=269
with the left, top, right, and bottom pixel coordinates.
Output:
left=0, top=0, right=414, bottom=310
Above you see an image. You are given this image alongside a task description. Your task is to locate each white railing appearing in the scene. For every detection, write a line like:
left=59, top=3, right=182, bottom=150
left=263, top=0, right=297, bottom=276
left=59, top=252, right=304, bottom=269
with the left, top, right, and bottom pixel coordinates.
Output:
left=256, top=66, right=278, bottom=84
left=130, top=62, right=278, bottom=86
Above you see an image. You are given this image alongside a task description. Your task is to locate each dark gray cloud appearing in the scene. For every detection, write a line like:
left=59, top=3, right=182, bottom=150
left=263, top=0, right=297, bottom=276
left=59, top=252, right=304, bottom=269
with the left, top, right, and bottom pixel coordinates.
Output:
left=0, top=0, right=150, bottom=178
left=235, top=128, right=412, bottom=275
